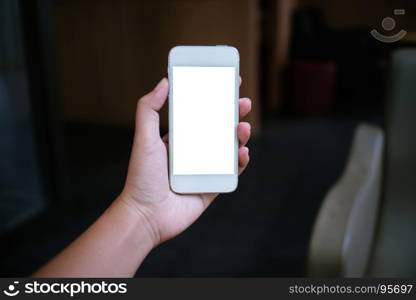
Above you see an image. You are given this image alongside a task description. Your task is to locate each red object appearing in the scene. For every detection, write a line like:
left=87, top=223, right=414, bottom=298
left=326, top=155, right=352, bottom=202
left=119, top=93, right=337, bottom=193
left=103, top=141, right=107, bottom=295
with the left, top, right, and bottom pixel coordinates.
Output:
left=289, top=60, right=336, bottom=116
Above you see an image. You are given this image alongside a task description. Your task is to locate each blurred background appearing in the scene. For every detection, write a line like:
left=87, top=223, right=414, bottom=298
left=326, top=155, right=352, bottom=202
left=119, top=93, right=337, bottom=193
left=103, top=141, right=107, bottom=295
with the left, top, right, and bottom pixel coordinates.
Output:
left=0, top=0, right=415, bottom=277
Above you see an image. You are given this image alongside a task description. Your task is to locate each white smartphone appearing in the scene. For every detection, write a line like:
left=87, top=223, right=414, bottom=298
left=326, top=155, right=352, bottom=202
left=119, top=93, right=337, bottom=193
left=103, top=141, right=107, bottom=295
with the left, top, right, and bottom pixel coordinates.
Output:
left=168, top=45, right=239, bottom=193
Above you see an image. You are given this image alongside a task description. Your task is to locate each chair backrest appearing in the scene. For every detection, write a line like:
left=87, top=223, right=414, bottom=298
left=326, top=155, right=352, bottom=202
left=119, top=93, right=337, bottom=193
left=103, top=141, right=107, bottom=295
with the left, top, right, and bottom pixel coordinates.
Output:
left=308, top=124, right=384, bottom=277
left=368, top=49, right=416, bottom=276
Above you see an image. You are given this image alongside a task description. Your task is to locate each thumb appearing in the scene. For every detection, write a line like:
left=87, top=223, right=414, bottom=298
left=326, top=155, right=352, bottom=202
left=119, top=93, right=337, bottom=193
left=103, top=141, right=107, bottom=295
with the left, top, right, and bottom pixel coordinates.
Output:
left=135, top=78, right=168, bottom=141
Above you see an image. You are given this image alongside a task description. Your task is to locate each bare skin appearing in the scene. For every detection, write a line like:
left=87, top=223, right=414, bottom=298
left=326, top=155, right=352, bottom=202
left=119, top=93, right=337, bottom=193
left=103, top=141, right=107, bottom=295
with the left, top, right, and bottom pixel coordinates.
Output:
left=33, top=78, right=251, bottom=277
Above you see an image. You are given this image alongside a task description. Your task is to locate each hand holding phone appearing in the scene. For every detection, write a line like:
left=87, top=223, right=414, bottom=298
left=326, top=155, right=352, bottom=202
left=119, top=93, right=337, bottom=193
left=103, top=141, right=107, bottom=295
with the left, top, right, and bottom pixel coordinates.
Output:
left=120, top=46, right=251, bottom=245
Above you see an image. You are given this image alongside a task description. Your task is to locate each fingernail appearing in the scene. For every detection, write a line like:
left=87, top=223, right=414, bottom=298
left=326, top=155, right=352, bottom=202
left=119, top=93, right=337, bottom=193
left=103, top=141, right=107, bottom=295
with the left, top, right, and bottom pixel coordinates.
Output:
left=154, top=78, right=167, bottom=92
left=244, top=146, right=249, bottom=154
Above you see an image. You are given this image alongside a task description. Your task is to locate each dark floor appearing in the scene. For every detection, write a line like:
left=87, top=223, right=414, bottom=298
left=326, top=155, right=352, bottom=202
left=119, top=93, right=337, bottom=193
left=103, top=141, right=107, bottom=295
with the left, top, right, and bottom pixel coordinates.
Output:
left=0, top=118, right=377, bottom=277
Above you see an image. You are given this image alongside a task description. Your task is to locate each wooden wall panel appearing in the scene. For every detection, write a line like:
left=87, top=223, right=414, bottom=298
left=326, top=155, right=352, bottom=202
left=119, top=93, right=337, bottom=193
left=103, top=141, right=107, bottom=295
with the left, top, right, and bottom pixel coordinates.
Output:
left=53, top=0, right=260, bottom=131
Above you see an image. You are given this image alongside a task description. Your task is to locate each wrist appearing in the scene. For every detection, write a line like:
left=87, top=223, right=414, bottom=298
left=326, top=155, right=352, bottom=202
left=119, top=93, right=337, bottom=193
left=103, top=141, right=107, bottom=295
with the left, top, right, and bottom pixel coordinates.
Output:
left=115, top=194, right=161, bottom=248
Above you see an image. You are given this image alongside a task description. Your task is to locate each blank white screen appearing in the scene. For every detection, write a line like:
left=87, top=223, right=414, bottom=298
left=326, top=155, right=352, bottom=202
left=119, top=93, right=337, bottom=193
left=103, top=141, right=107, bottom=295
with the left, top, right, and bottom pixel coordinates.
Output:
left=172, top=66, right=235, bottom=175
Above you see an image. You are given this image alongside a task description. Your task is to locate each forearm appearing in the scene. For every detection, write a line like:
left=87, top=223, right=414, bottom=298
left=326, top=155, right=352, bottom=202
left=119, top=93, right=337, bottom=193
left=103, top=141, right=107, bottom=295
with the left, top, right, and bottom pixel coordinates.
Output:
left=32, top=197, right=155, bottom=278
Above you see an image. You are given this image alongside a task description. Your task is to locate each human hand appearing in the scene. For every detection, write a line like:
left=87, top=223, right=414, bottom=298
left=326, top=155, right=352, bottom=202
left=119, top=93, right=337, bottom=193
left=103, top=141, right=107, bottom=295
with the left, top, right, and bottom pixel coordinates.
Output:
left=119, top=78, right=251, bottom=247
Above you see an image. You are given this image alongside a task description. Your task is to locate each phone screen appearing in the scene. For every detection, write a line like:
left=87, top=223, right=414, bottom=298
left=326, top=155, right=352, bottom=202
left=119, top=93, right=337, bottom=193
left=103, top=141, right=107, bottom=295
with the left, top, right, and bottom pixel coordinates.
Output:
left=172, top=66, right=236, bottom=175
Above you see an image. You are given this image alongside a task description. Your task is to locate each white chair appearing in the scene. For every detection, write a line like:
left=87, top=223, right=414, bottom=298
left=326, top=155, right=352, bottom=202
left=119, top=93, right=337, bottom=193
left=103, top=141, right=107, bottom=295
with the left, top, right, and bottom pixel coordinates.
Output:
left=308, top=124, right=384, bottom=277
left=308, top=49, right=416, bottom=277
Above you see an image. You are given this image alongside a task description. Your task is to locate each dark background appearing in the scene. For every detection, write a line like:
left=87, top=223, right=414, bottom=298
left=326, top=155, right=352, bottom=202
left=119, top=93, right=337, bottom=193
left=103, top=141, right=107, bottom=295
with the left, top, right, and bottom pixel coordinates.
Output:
left=0, top=0, right=415, bottom=277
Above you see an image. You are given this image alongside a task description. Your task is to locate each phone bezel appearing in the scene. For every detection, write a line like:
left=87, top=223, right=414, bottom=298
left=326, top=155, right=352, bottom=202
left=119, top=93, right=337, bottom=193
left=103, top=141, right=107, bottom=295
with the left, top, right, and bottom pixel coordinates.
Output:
left=168, top=46, right=240, bottom=193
